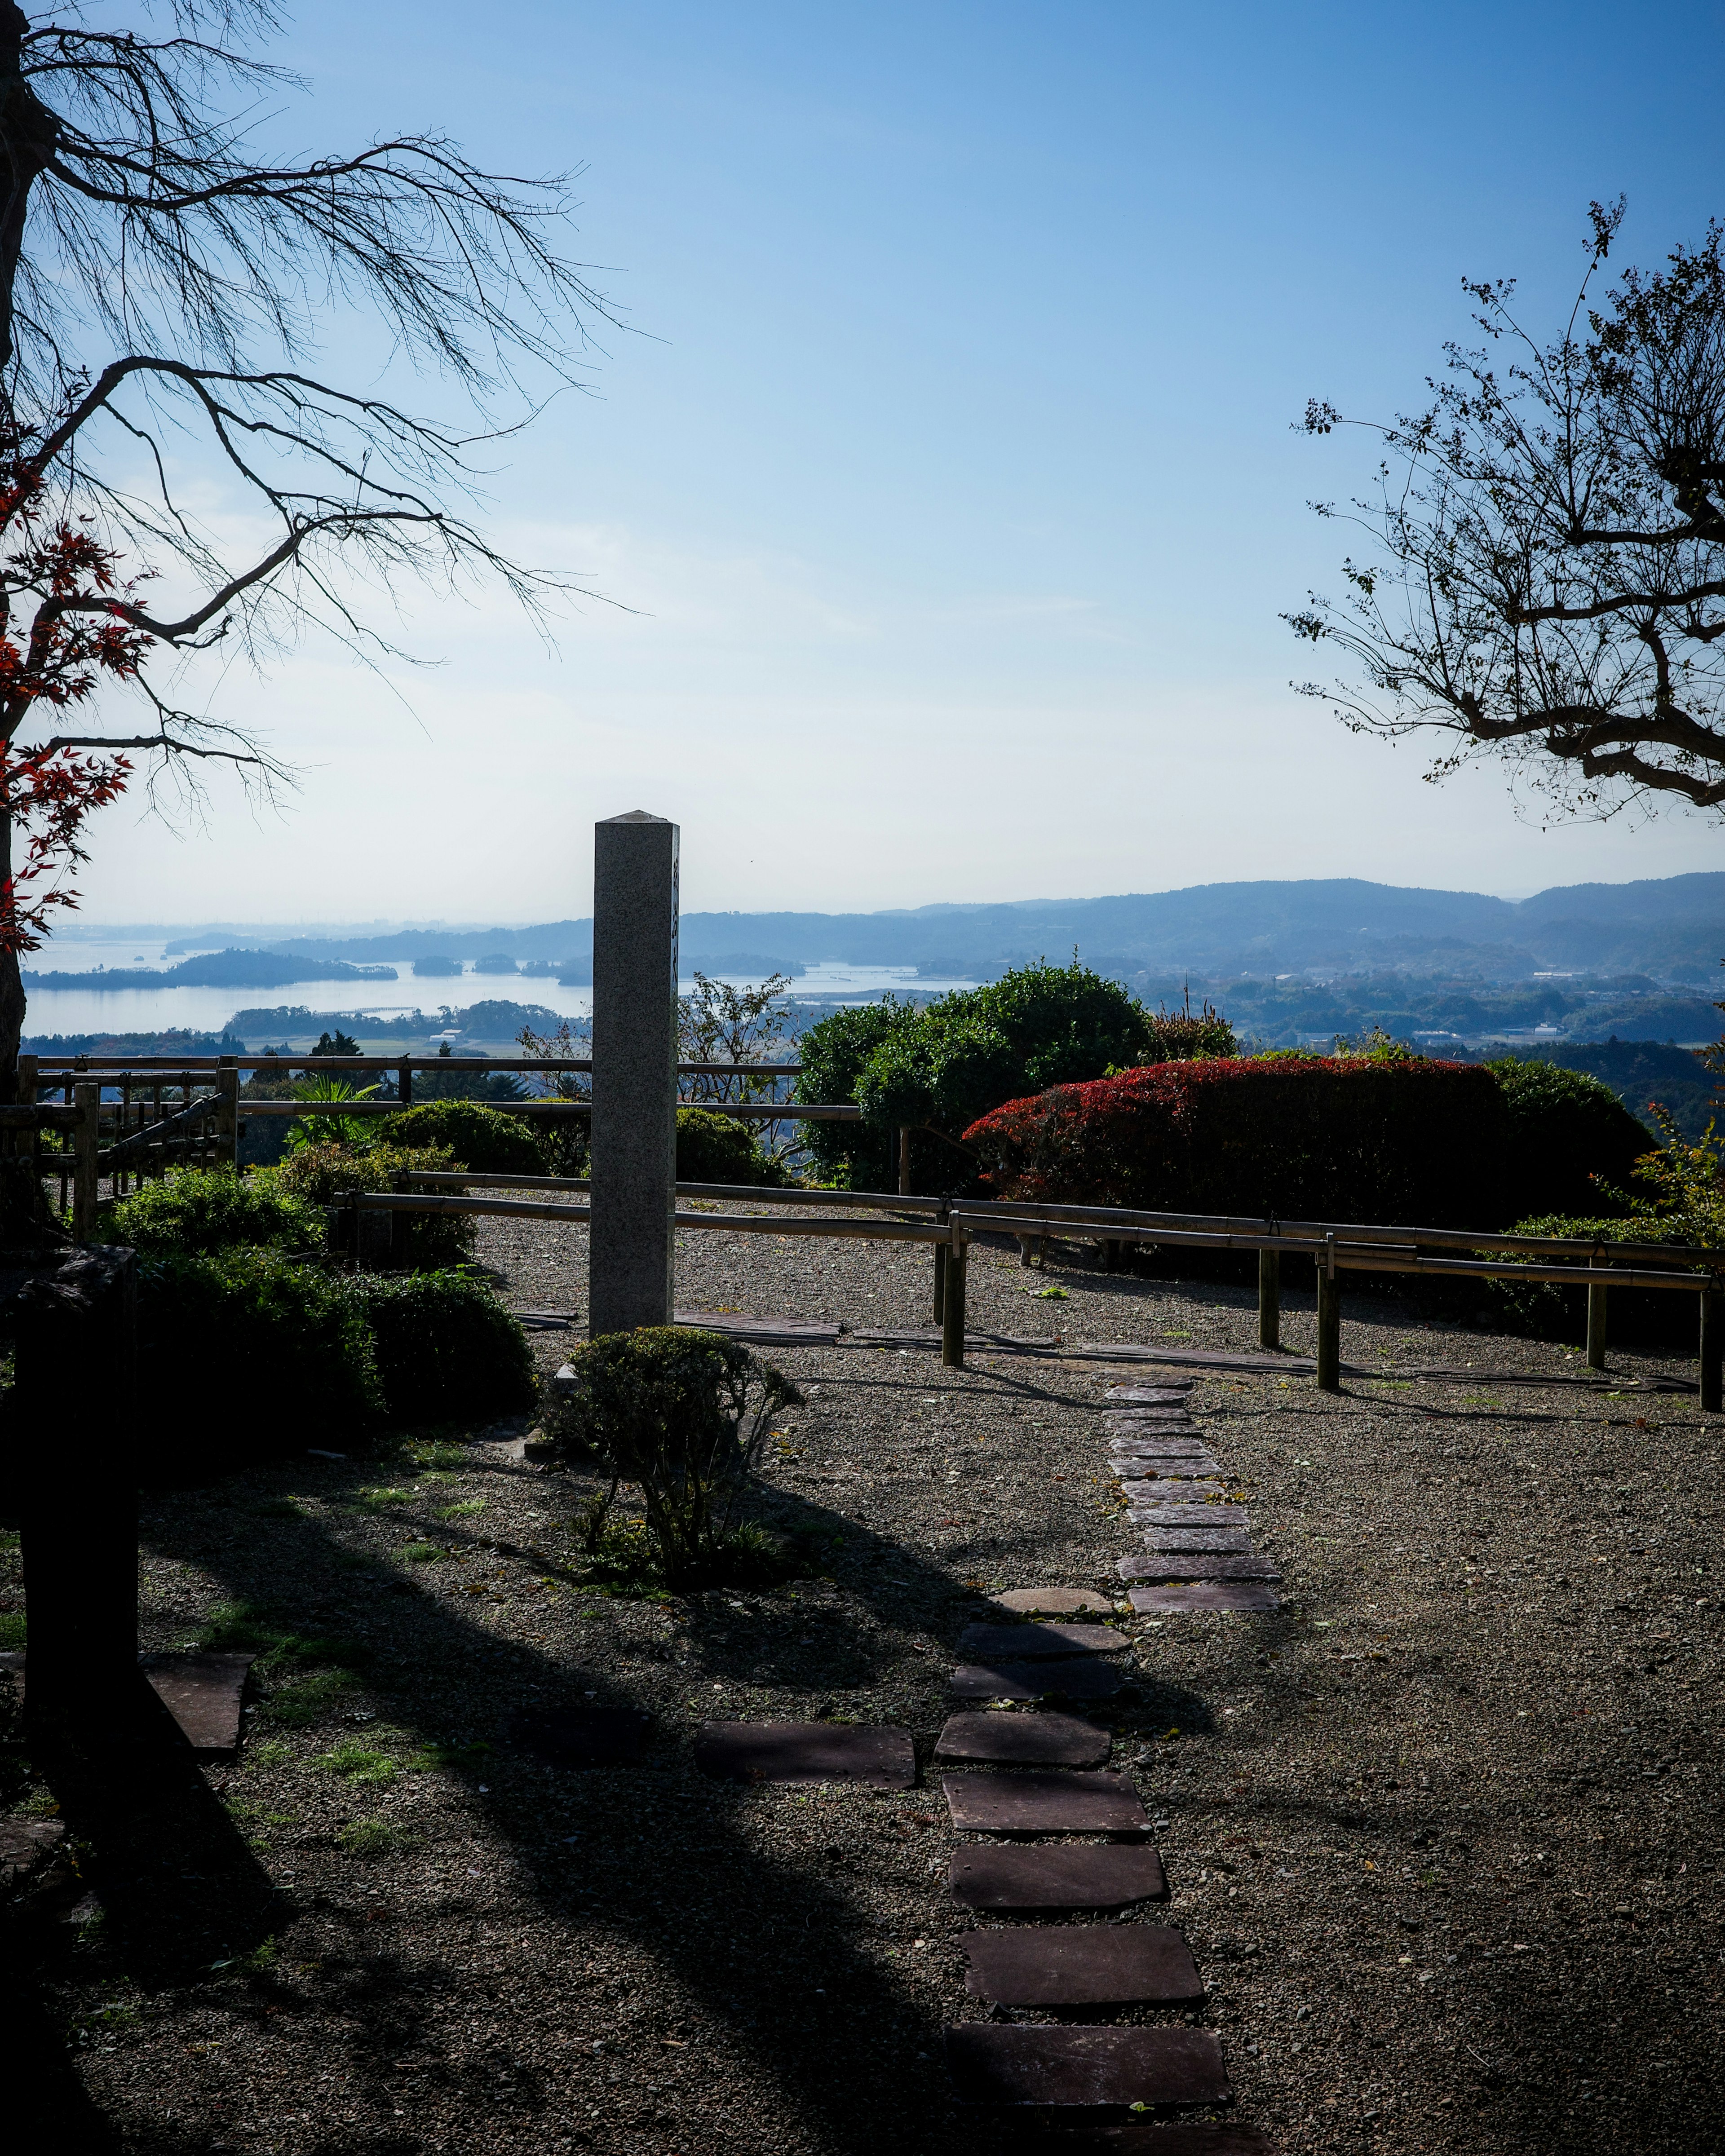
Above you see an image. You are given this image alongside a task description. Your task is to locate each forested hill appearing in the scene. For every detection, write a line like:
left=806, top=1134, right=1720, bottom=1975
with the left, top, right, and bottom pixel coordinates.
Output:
left=251, top=873, right=1725, bottom=982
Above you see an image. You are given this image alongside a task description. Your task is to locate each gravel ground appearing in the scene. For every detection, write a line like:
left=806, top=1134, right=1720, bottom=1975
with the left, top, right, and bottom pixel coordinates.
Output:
left=6, top=1211, right=1723, bottom=2155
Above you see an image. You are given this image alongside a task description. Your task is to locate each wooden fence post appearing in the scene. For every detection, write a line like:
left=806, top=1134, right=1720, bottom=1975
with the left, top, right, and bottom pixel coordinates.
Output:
left=1258, top=1247, right=1280, bottom=1351
left=1315, top=1233, right=1341, bottom=1392
left=898, top=1127, right=911, bottom=1196
left=399, top=1060, right=413, bottom=1106
left=216, top=1056, right=239, bottom=1173
left=932, top=1242, right=947, bottom=1327
left=1586, top=1282, right=1609, bottom=1372
left=15, top=1247, right=139, bottom=1732
left=72, top=1080, right=100, bottom=1242
left=941, top=1234, right=968, bottom=1369
left=356, top=1201, right=394, bottom=1270
left=1700, top=1287, right=1721, bottom=1415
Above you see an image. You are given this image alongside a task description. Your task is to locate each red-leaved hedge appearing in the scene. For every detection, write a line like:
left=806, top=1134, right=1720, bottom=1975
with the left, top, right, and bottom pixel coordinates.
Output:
left=962, top=1056, right=1509, bottom=1228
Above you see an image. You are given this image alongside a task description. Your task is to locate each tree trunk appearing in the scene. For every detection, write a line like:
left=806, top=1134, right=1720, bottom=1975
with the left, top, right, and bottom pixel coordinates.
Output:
left=0, top=2, right=57, bottom=375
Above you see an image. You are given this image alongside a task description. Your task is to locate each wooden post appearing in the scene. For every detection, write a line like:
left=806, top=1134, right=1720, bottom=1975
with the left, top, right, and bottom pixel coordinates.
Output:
left=356, top=1201, right=393, bottom=1270
left=15, top=1248, right=139, bottom=1732
left=399, top=1060, right=413, bottom=1106
left=1258, top=1246, right=1280, bottom=1351
left=1586, top=1281, right=1608, bottom=1372
left=72, top=1080, right=100, bottom=1242
left=216, top=1056, right=239, bottom=1173
left=941, top=1234, right=968, bottom=1369
left=1701, top=1287, right=1721, bottom=1415
left=897, top=1126, right=911, bottom=1196
left=1315, top=1233, right=1341, bottom=1393
left=932, top=1241, right=947, bottom=1326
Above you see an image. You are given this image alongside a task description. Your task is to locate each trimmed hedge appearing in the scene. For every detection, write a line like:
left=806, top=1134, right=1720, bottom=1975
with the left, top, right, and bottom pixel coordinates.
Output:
left=964, top=1055, right=1507, bottom=1227
left=350, top=1271, right=537, bottom=1424
left=137, top=1249, right=383, bottom=1472
left=108, top=1168, right=323, bottom=1256
left=377, top=1100, right=547, bottom=1175
left=676, top=1106, right=784, bottom=1186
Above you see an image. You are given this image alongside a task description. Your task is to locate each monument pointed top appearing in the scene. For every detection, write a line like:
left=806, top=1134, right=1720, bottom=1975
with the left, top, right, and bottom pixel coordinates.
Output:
left=602, top=809, right=672, bottom=825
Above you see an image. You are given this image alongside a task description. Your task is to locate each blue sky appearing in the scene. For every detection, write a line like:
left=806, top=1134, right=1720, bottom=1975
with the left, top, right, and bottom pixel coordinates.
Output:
left=69, top=0, right=1725, bottom=923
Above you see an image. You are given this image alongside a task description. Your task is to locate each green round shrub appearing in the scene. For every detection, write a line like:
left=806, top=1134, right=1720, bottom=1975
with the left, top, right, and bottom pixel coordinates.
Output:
left=349, top=1271, right=537, bottom=1425
left=676, top=1106, right=783, bottom=1186
left=108, top=1167, right=323, bottom=1256
left=137, top=1249, right=382, bottom=1474
left=1485, top=1212, right=1698, bottom=1348
left=376, top=1100, right=548, bottom=1175
left=274, top=1140, right=473, bottom=1269
left=1487, top=1058, right=1654, bottom=1221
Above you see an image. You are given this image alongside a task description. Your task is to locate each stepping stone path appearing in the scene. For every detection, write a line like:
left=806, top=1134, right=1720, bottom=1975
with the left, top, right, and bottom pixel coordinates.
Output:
left=961, top=1925, right=1204, bottom=2006
left=1118, top=1553, right=1282, bottom=1583
left=4, top=1650, right=257, bottom=1761
left=956, top=1622, right=1128, bottom=1660
left=948, top=1657, right=1126, bottom=1702
left=948, top=1842, right=1167, bottom=1909
left=1128, top=1584, right=1281, bottom=1615
left=942, top=1769, right=1150, bottom=1835
left=934, top=1711, right=1112, bottom=1767
left=1142, top=1525, right=1256, bottom=1553
left=928, top=1372, right=1288, bottom=2142
left=992, top=1587, right=1114, bottom=1615
left=693, top=1721, right=916, bottom=1788
left=946, top=2025, right=1230, bottom=2109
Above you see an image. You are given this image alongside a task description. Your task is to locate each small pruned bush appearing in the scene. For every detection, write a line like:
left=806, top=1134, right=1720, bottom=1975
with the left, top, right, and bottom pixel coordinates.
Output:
left=377, top=1100, right=548, bottom=1175
left=137, top=1250, right=382, bottom=1474
left=274, top=1140, right=473, bottom=1269
left=676, top=1106, right=785, bottom=1187
left=350, top=1271, right=536, bottom=1426
left=106, top=1168, right=323, bottom=1257
left=551, top=1327, right=803, bottom=1588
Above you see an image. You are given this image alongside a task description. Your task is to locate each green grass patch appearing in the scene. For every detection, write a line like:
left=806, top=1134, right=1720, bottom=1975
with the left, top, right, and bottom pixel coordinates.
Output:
left=337, top=1819, right=408, bottom=1856
left=0, top=1612, right=26, bottom=1650
left=406, top=1439, right=469, bottom=1471
left=436, top=1499, right=487, bottom=1520
left=347, top=1486, right=415, bottom=1512
left=263, top=1669, right=363, bottom=1726
left=314, top=1741, right=399, bottom=1785
left=399, top=1542, right=444, bottom=1564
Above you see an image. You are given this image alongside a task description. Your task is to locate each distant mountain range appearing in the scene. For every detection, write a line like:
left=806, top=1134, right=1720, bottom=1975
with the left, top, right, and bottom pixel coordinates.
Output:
left=231, top=872, right=1723, bottom=984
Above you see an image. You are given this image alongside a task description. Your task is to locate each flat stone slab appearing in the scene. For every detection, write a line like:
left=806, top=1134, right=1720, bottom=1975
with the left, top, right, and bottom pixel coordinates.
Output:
left=137, top=1652, right=256, bottom=1759
left=675, top=1310, right=841, bottom=1347
left=1110, top=1455, right=1222, bottom=1478
left=935, top=1711, right=1112, bottom=1768
left=958, top=1622, right=1128, bottom=1660
left=1129, top=1584, right=1281, bottom=1615
left=1129, top=1503, right=1249, bottom=1527
left=962, top=1925, right=1203, bottom=2006
left=942, top=1769, right=1148, bottom=1834
left=946, top=2025, right=1230, bottom=2109
left=694, top=1721, right=916, bottom=1787
left=1142, top=1527, right=1255, bottom=1553
left=1119, top=1479, right=1228, bottom=1503
left=948, top=1842, right=1166, bottom=1909
left=509, top=1707, right=650, bottom=1767
left=1118, top=1553, right=1282, bottom=1583
left=1104, top=1386, right=1196, bottom=1401
left=0, top=1815, right=66, bottom=1893
left=1107, top=1435, right=1212, bottom=1454
left=991, top=1588, right=1115, bottom=1617
left=949, top=1658, right=1126, bottom=1703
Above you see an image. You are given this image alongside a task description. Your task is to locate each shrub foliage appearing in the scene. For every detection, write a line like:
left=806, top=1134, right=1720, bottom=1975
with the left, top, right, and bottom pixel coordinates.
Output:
left=350, top=1271, right=536, bottom=1425
left=965, top=1054, right=1508, bottom=1227
left=675, top=1105, right=785, bottom=1186
left=274, top=1140, right=473, bottom=1268
left=377, top=1100, right=547, bottom=1175
left=108, top=1167, right=323, bottom=1256
left=551, top=1327, right=802, bottom=1587
left=1486, top=1057, right=1654, bottom=1221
